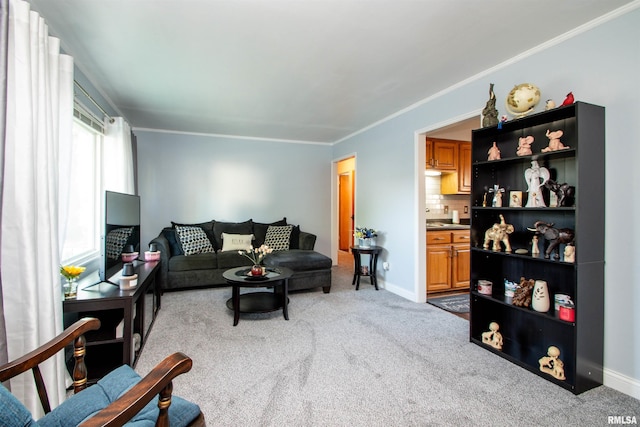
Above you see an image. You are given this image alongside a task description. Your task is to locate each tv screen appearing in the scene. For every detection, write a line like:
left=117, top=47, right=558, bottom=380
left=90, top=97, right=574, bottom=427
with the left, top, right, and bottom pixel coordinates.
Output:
left=101, top=191, right=140, bottom=282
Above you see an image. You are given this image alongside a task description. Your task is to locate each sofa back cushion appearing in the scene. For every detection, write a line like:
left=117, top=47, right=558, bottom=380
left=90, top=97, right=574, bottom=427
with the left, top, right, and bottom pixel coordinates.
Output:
left=213, top=219, right=253, bottom=250
left=252, top=218, right=287, bottom=247
left=161, top=227, right=184, bottom=256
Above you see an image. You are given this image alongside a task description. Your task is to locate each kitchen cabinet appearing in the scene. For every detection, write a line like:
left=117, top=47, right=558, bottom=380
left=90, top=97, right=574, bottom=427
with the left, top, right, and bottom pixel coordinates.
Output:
left=426, top=229, right=470, bottom=294
left=441, top=142, right=472, bottom=194
left=469, top=102, right=604, bottom=394
left=425, top=138, right=458, bottom=171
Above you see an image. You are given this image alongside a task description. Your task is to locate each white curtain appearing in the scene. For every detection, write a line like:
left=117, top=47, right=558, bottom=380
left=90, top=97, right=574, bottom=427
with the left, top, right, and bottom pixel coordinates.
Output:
left=1, top=0, right=73, bottom=417
left=104, top=117, right=135, bottom=194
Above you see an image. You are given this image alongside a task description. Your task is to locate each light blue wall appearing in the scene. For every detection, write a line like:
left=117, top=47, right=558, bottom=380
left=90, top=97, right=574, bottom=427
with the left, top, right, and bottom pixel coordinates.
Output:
left=135, top=131, right=332, bottom=256
left=332, top=7, right=640, bottom=395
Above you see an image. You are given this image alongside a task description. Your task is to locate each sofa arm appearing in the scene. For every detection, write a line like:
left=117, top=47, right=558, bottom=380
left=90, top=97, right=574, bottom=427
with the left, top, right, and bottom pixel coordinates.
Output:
left=149, top=234, right=170, bottom=290
left=299, top=231, right=316, bottom=250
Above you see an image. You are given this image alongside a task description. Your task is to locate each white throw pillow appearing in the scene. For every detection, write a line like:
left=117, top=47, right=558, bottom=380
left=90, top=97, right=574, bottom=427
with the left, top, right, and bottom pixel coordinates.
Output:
left=221, top=233, right=254, bottom=252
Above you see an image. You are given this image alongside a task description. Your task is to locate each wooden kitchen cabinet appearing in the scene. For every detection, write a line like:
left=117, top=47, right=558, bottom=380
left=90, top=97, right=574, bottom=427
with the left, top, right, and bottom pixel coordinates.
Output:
left=425, top=138, right=458, bottom=171
left=426, top=229, right=470, bottom=294
left=441, top=142, right=472, bottom=194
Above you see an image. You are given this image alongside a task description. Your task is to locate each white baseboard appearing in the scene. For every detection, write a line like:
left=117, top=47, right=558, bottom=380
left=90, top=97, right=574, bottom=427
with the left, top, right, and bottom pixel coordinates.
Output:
left=604, top=368, right=640, bottom=400
left=380, top=280, right=421, bottom=302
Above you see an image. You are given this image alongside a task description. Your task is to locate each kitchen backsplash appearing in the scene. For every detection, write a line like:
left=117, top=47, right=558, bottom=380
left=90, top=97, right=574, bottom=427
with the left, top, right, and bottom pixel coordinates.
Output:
left=425, top=176, right=471, bottom=221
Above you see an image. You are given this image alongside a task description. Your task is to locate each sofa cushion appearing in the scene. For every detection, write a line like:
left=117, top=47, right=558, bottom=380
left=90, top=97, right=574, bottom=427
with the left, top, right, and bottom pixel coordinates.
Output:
left=213, top=220, right=253, bottom=251
left=175, top=225, right=215, bottom=256
left=169, top=253, right=218, bottom=272
left=162, top=227, right=184, bottom=256
left=38, top=364, right=201, bottom=427
left=0, top=383, right=36, bottom=427
left=289, top=225, right=300, bottom=249
left=217, top=250, right=253, bottom=269
left=264, top=249, right=332, bottom=272
left=253, top=218, right=287, bottom=247
left=264, top=225, right=293, bottom=250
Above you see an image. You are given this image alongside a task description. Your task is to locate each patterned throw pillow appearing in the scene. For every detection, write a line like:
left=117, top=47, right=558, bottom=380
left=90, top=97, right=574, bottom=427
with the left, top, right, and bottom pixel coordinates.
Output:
left=175, top=225, right=215, bottom=256
left=105, top=227, right=133, bottom=260
left=264, top=225, right=293, bottom=251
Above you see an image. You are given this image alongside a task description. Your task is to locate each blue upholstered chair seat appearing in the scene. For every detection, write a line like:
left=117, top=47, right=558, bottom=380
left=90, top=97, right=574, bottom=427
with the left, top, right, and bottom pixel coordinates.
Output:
left=0, top=365, right=201, bottom=427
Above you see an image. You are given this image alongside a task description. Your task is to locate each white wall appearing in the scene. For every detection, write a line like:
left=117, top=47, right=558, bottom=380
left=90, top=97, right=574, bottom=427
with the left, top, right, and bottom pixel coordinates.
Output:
left=135, top=131, right=333, bottom=256
left=332, top=7, right=640, bottom=397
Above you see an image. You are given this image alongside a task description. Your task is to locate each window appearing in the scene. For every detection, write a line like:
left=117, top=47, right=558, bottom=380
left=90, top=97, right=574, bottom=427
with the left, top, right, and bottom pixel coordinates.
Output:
left=60, top=106, right=103, bottom=264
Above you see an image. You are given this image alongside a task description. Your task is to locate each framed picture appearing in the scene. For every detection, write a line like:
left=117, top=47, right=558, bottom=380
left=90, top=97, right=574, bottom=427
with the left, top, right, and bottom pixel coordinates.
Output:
left=509, top=191, right=523, bottom=207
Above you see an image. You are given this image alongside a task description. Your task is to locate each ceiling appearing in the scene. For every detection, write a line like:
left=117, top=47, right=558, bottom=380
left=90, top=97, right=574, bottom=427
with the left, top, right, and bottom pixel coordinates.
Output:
left=29, top=0, right=633, bottom=144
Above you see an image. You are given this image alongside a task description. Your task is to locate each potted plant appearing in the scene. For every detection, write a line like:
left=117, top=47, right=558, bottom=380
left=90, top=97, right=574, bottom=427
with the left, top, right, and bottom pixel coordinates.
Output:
left=354, top=227, right=377, bottom=248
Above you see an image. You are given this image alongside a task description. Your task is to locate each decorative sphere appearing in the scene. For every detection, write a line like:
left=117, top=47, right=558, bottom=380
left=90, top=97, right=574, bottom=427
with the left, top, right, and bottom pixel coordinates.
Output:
left=506, top=83, right=541, bottom=116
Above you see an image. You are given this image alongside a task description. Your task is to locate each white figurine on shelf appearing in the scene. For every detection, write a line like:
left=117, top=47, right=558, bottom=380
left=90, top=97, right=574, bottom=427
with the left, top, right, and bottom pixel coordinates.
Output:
left=524, top=160, right=550, bottom=207
left=531, top=235, right=540, bottom=256
left=564, top=244, right=575, bottom=263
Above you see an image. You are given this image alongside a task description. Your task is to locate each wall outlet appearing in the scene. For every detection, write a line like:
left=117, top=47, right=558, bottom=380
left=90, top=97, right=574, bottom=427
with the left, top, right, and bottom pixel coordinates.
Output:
left=383, top=262, right=390, bottom=270
left=444, top=205, right=449, bottom=214
left=464, top=206, right=469, bottom=213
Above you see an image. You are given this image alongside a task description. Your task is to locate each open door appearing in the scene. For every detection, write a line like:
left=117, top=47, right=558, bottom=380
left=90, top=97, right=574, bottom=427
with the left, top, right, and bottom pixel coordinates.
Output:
left=337, top=157, right=355, bottom=251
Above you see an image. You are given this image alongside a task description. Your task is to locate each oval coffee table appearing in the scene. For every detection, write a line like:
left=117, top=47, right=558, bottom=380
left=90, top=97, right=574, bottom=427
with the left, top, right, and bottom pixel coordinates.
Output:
left=223, top=266, right=293, bottom=326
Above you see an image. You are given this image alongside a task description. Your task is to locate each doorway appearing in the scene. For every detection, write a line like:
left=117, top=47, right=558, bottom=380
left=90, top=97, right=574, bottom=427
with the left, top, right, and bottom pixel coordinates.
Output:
left=337, top=157, right=355, bottom=265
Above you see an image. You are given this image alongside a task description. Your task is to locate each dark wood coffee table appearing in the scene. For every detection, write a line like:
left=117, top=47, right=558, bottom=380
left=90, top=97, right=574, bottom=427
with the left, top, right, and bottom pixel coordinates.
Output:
left=223, top=266, right=293, bottom=326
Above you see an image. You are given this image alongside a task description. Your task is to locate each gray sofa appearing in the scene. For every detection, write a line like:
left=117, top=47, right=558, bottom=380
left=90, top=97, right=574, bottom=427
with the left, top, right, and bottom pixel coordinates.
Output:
left=149, top=218, right=332, bottom=293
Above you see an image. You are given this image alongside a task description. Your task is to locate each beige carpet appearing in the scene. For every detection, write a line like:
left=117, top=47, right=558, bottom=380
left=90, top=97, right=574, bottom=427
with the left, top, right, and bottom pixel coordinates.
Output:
left=134, top=257, right=639, bottom=426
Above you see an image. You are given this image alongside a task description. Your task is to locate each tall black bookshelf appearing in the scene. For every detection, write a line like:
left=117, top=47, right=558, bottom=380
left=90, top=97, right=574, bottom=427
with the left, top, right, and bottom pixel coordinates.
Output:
left=469, top=102, right=605, bottom=394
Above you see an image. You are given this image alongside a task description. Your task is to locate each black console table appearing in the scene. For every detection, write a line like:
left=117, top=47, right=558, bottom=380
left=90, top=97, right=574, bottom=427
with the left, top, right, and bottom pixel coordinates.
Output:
left=63, top=261, right=160, bottom=382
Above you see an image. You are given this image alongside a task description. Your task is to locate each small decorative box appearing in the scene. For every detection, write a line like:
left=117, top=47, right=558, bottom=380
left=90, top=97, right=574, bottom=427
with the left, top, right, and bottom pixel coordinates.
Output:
left=121, top=252, right=138, bottom=263
left=144, top=251, right=161, bottom=261
left=119, top=273, right=138, bottom=290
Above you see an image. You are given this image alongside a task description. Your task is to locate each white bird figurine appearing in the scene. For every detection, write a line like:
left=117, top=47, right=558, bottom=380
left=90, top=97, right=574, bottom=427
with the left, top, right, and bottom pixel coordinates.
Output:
left=545, top=99, right=556, bottom=110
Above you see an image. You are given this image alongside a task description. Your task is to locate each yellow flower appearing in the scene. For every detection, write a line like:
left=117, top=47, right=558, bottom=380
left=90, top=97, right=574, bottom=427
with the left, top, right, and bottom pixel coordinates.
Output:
left=60, top=265, right=86, bottom=280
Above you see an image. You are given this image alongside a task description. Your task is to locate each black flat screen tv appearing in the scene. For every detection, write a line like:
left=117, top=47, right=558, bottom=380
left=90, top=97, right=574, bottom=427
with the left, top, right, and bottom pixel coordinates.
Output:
left=100, top=191, right=141, bottom=283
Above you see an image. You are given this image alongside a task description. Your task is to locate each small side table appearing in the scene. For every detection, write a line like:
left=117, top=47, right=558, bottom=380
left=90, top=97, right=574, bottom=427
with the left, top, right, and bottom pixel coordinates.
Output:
left=350, top=245, right=382, bottom=290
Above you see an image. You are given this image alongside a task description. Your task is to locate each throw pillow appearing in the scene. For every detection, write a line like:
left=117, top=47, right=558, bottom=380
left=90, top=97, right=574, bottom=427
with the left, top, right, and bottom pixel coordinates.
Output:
left=264, top=225, right=293, bottom=251
left=253, top=217, right=287, bottom=247
left=171, top=220, right=216, bottom=251
left=105, top=227, right=134, bottom=260
left=213, top=219, right=253, bottom=251
left=221, top=233, right=254, bottom=252
left=175, top=225, right=215, bottom=256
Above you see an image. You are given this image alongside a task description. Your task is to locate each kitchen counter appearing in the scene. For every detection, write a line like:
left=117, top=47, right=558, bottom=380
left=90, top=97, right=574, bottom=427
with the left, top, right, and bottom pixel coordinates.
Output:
left=426, top=222, right=470, bottom=231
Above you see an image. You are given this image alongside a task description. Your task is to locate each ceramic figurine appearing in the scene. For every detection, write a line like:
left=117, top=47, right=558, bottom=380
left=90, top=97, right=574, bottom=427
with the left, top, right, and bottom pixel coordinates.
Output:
left=561, top=92, right=574, bottom=106
left=481, top=322, right=503, bottom=350
left=497, top=115, right=508, bottom=130
left=539, top=346, right=566, bottom=380
left=532, top=280, right=550, bottom=312
left=541, top=129, right=569, bottom=152
left=516, top=135, right=534, bottom=156
left=488, top=184, right=505, bottom=207
left=488, top=141, right=501, bottom=160
left=545, top=99, right=556, bottom=110
left=482, top=83, right=499, bottom=128
left=483, top=214, right=514, bottom=252
left=564, top=244, right=575, bottom=263
left=531, top=235, right=540, bottom=256
left=524, top=160, right=550, bottom=207
left=527, top=221, right=575, bottom=260
left=544, top=179, right=575, bottom=207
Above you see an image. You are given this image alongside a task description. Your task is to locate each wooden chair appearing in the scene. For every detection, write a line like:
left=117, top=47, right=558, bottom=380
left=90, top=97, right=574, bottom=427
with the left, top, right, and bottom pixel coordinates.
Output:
left=0, top=317, right=205, bottom=426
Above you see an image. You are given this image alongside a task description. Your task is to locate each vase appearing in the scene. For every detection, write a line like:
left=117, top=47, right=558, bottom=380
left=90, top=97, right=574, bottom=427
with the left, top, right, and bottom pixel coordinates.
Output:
left=532, top=280, right=550, bottom=312
left=251, top=265, right=264, bottom=277
left=63, top=277, right=78, bottom=299
left=359, top=238, right=371, bottom=248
